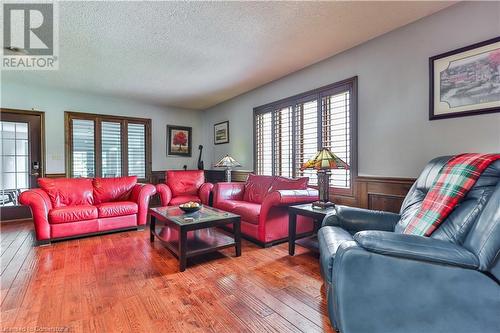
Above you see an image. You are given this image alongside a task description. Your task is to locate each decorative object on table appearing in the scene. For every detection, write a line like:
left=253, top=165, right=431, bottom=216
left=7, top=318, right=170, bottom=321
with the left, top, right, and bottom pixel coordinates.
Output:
left=214, top=154, right=241, bottom=182
left=167, top=125, right=192, bottom=156
left=179, top=201, right=201, bottom=213
left=301, top=148, right=349, bottom=209
left=197, top=145, right=204, bottom=170
left=183, top=165, right=187, bottom=171
left=214, top=121, right=229, bottom=145
left=429, top=36, right=500, bottom=120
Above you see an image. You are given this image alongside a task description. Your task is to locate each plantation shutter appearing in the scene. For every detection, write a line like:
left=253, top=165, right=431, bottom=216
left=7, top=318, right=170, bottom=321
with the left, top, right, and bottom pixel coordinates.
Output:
left=295, top=99, right=319, bottom=185
left=321, top=89, right=351, bottom=188
left=71, top=119, right=95, bottom=178
left=255, top=112, right=273, bottom=175
left=127, top=123, right=146, bottom=179
left=253, top=78, right=355, bottom=192
left=274, top=106, right=293, bottom=177
left=101, top=121, right=122, bottom=177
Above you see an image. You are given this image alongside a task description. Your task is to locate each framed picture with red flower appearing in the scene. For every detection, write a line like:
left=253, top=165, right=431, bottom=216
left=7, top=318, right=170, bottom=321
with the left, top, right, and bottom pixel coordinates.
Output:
left=167, top=125, right=192, bottom=156
left=429, top=36, right=500, bottom=120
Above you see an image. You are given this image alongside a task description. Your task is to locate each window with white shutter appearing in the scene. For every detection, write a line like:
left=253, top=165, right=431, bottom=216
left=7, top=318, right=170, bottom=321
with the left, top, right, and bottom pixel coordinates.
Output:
left=101, top=121, right=121, bottom=178
left=127, top=123, right=146, bottom=179
left=254, top=77, right=357, bottom=194
left=71, top=119, right=95, bottom=178
left=66, top=112, right=151, bottom=181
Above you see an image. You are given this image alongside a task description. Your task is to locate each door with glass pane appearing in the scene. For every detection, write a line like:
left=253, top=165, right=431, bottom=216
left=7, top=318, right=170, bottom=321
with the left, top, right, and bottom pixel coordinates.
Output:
left=0, top=109, right=44, bottom=220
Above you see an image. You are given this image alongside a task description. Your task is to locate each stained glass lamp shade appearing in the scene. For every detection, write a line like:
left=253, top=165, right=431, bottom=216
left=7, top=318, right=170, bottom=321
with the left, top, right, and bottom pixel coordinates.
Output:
left=301, top=148, right=349, bottom=208
left=214, top=155, right=241, bottom=182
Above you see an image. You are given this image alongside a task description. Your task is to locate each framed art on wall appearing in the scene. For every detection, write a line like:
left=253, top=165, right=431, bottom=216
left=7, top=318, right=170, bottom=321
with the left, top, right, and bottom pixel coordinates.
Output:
left=214, top=121, right=229, bottom=145
left=429, top=36, right=500, bottom=120
left=167, top=125, right=192, bottom=156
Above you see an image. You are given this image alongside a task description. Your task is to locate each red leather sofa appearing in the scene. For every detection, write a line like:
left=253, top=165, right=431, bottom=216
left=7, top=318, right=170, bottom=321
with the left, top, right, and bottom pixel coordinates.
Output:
left=156, top=170, right=213, bottom=206
left=19, top=176, right=156, bottom=245
left=213, top=174, right=319, bottom=246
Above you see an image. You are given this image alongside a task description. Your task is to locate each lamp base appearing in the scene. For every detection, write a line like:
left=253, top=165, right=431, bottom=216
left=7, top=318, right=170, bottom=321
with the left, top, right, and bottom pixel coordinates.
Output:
left=312, top=201, right=335, bottom=209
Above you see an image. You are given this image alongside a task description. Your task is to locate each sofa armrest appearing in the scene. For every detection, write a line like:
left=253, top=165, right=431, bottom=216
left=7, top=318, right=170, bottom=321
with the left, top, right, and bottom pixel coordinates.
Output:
left=155, top=183, right=172, bottom=206
left=322, top=205, right=400, bottom=233
left=19, top=189, right=52, bottom=241
left=264, top=189, right=319, bottom=206
left=259, top=189, right=318, bottom=224
left=130, top=184, right=156, bottom=225
left=213, top=182, right=245, bottom=206
left=198, top=182, right=214, bottom=205
left=354, top=230, right=479, bottom=269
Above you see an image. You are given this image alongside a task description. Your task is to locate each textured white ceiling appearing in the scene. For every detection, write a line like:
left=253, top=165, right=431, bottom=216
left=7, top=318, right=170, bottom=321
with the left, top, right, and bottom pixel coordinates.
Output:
left=3, top=1, right=455, bottom=110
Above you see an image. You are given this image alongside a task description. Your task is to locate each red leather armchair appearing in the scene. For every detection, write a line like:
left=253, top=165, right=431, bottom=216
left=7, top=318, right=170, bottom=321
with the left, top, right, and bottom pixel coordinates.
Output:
left=156, top=170, right=213, bottom=206
left=19, top=176, right=156, bottom=245
left=213, top=174, right=318, bottom=246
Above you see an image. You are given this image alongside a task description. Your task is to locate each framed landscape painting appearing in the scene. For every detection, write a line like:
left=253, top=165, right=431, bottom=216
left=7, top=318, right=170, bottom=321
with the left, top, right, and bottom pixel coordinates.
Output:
left=429, top=36, right=500, bottom=120
left=167, top=125, right=192, bottom=156
left=214, top=121, right=229, bottom=145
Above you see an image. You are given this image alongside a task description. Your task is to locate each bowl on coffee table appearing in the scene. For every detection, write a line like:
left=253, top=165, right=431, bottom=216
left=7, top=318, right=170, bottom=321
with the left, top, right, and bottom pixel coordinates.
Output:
left=179, top=201, right=201, bottom=213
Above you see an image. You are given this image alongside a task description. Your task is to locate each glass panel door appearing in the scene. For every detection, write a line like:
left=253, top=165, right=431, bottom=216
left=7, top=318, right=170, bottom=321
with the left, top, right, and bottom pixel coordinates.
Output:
left=0, top=110, right=44, bottom=221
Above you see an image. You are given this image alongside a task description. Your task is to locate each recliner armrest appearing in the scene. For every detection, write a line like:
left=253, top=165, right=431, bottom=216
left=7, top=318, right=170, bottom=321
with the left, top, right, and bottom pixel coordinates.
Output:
left=354, top=230, right=479, bottom=269
left=322, top=205, right=400, bottom=233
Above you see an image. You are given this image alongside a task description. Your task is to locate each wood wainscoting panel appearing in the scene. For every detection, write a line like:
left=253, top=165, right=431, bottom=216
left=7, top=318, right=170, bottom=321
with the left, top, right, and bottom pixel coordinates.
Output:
left=356, top=176, right=415, bottom=212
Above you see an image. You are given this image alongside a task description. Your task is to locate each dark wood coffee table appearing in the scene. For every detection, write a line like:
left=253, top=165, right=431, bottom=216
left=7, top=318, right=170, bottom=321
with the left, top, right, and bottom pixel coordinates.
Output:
left=149, top=205, right=241, bottom=271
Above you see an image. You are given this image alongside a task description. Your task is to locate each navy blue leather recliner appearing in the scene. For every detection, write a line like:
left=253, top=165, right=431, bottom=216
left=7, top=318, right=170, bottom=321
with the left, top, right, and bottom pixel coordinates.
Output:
left=318, top=156, right=500, bottom=333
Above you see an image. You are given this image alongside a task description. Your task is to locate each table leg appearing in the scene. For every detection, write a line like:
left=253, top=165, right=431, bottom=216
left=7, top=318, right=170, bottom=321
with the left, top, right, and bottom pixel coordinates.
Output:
left=234, top=220, right=241, bottom=257
left=289, top=212, right=297, bottom=256
left=150, top=215, right=156, bottom=242
left=179, top=228, right=188, bottom=272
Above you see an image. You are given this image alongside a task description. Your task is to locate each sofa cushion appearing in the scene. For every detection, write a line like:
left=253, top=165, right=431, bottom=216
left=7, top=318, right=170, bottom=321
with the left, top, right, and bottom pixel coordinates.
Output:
left=96, top=201, right=138, bottom=218
left=243, top=174, right=275, bottom=204
left=93, top=176, right=137, bottom=204
left=49, top=205, right=98, bottom=224
left=318, top=226, right=354, bottom=284
left=269, top=176, right=309, bottom=192
left=169, top=195, right=201, bottom=206
left=217, top=200, right=260, bottom=224
left=166, top=170, right=204, bottom=196
left=38, top=178, right=94, bottom=208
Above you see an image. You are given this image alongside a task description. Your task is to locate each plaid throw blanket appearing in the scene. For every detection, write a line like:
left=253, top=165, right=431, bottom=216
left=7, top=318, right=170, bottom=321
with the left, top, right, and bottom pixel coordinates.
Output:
left=403, top=153, right=500, bottom=236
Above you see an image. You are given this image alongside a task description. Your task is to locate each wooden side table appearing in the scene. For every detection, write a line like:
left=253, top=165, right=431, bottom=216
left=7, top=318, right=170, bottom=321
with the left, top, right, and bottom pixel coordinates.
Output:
left=288, top=203, right=336, bottom=255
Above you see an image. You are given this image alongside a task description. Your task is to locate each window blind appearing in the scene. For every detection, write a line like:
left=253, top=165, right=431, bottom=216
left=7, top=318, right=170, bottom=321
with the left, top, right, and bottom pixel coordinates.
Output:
left=72, top=119, right=95, bottom=178
left=295, top=100, right=318, bottom=185
left=255, top=112, right=272, bottom=175
left=101, top=121, right=121, bottom=178
left=322, top=91, right=350, bottom=188
left=274, top=106, right=293, bottom=177
left=254, top=78, right=356, bottom=192
left=128, top=123, right=146, bottom=179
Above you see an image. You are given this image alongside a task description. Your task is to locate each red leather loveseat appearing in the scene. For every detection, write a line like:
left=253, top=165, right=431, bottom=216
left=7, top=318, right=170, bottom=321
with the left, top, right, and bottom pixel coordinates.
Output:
left=19, top=176, right=156, bottom=245
left=156, top=170, right=213, bottom=206
left=213, top=174, right=318, bottom=246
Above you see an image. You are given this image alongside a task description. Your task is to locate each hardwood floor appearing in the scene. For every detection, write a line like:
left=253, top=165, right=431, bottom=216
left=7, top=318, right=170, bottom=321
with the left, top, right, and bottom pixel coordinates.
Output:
left=0, top=221, right=334, bottom=333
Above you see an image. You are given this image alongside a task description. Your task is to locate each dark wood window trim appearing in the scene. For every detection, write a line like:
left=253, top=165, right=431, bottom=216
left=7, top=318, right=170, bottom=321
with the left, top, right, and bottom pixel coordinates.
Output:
left=64, top=111, right=152, bottom=182
left=253, top=77, right=358, bottom=197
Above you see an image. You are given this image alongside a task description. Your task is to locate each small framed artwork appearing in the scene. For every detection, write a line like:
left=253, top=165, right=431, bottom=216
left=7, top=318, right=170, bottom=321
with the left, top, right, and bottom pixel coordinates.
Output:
left=429, top=36, right=500, bottom=120
left=214, top=121, right=229, bottom=145
left=167, top=125, right=192, bottom=156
